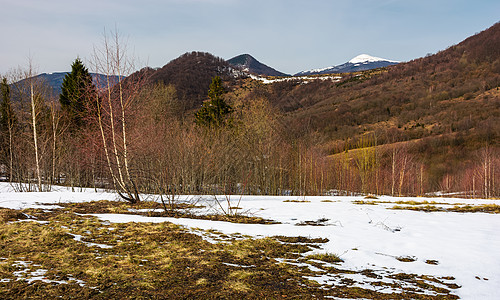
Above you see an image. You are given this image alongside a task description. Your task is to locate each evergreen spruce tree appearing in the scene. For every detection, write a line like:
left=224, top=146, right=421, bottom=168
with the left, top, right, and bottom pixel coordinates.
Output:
left=0, top=77, right=16, bottom=131
left=0, top=77, right=17, bottom=181
left=195, top=76, right=232, bottom=128
left=60, top=58, right=94, bottom=129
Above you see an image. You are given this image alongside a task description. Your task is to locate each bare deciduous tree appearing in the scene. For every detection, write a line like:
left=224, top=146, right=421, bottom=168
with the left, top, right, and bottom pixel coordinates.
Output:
left=90, top=29, right=147, bottom=203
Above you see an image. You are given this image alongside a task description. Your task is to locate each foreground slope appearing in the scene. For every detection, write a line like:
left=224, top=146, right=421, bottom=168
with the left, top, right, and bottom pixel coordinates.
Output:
left=1, top=183, right=499, bottom=299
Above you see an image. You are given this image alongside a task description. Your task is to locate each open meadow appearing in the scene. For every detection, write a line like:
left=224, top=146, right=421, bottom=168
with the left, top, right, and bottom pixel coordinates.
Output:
left=1, top=183, right=499, bottom=299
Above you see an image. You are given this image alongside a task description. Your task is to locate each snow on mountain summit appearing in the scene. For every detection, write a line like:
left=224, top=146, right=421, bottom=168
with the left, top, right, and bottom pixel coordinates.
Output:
left=295, top=54, right=400, bottom=76
left=349, top=54, right=399, bottom=64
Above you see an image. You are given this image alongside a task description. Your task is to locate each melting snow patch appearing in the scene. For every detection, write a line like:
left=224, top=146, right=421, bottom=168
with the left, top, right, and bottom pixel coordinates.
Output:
left=11, top=261, right=86, bottom=286
left=68, top=233, right=113, bottom=249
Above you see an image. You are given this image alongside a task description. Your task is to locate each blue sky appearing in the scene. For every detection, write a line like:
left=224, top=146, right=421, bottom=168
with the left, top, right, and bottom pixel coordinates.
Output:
left=1, top=0, right=499, bottom=75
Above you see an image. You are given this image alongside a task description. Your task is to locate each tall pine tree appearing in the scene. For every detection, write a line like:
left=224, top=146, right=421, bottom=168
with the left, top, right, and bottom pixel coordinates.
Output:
left=195, top=76, right=232, bottom=128
left=60, top=58, right=94, bottom=129
left=0, top=77, right=17, bottom=181
left=0, top=77, right=16, bottom=132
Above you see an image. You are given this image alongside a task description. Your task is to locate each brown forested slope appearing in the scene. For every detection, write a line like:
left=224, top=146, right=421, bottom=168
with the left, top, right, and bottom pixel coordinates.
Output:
left=255, top=22, right=500, bottom=150
left=148, top=51, right=238, bottom=110
left=235, top=22, right=500, bottom=192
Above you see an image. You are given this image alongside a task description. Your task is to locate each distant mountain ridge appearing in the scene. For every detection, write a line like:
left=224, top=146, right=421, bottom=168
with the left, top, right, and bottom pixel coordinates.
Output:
left=15, top=72, right=121, bottom=96
left=22, top=53, right=399, bottom=95
left=227, top=54, right=289, bottom=77
left=295, top=54, right=399, bottom=76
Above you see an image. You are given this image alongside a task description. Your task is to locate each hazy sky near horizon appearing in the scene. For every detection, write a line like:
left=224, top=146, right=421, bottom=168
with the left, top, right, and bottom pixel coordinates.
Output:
left=1, top=0, right=499, bottom=75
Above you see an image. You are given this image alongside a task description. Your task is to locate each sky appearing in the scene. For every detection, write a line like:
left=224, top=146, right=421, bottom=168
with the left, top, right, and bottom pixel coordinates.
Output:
left=1, top=0, right=499, bottom=75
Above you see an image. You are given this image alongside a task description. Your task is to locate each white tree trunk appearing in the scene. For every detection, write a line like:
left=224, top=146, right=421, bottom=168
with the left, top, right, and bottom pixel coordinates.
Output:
left=30, top=76, right=42, bottom=191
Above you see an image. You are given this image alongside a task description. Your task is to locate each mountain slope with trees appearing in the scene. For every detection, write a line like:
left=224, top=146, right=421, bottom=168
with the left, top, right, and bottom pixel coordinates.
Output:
left=228, top=54, right=288, bottom=76
left=295, top=54, right=399, bottom=76
left=243, top=22, right=500, bottom=195
left=147, top=52, right=240, bottom=110
left=0, top=23, right=498, bottom=199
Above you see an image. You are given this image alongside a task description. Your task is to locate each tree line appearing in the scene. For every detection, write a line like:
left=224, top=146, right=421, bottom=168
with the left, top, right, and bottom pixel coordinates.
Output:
left=0, top=32, right=498, bottom=200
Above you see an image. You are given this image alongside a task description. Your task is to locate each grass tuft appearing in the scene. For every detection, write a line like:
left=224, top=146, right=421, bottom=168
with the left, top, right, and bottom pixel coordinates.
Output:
left=306, top=253, right=343, bottom=264
left=0, top=208, right=27, bottom=223
left=391, top=204, right=500, bottom=214
left=283, top=200, right=311, bottom=203
left=396, top=256, right=417, bottom=262
left=352, top=200, right=379, bottom=205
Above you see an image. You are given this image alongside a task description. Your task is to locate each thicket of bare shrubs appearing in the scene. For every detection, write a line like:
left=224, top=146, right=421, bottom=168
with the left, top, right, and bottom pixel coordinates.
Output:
left=1, top=67, right=497, bottom=199
left=0, top=30, right=498, bottom=200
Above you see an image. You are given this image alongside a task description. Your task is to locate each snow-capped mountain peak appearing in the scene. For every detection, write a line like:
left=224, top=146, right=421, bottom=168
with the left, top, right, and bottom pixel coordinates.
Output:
left=295, top=54, right=400, bottom=76
left=349, top=54, right=399, bottom=64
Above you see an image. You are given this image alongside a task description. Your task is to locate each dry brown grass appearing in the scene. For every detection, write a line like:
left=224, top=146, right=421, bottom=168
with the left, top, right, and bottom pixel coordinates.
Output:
left=0, top=202, right=460, bottom=299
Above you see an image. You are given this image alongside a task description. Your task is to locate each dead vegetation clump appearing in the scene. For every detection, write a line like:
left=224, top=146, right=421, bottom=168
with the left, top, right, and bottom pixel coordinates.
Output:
left=0, top=208, right=27, bottom=223
left=59, top=200, right=277, bottom=224
left=391, top=203, right=500, bottom=214
left=306, top=253, right=343, bottom=264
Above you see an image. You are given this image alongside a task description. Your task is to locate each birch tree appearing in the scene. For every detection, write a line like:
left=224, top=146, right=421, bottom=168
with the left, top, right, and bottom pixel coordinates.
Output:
left=91, top=29, right=147, bottom=203
left=28, top=62, right=43, bottom=191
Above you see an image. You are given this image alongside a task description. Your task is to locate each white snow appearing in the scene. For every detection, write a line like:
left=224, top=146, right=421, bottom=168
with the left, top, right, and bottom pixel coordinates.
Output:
left=349, top=54, right=400, bottom=64
left=297, top=66, right=337, bottom=75
left=249, top=73, right=341, bottom=84
left=0, top=183, right=119, bottom=210
left=8, top=260, right=85, bottom=286
left=1, top=183, right=499, bottom=299
left=67, top=233, right=113, bottom=249
left=297, top=54, right=400, bottom=75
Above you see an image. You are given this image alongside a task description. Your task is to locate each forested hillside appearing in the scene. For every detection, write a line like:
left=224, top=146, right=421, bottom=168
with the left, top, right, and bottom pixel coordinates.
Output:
left=236, top=22, right=500, bottom=195
left=0, top=24, right=498, bottom=199
left=147, top=52, right=240, bottom=110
